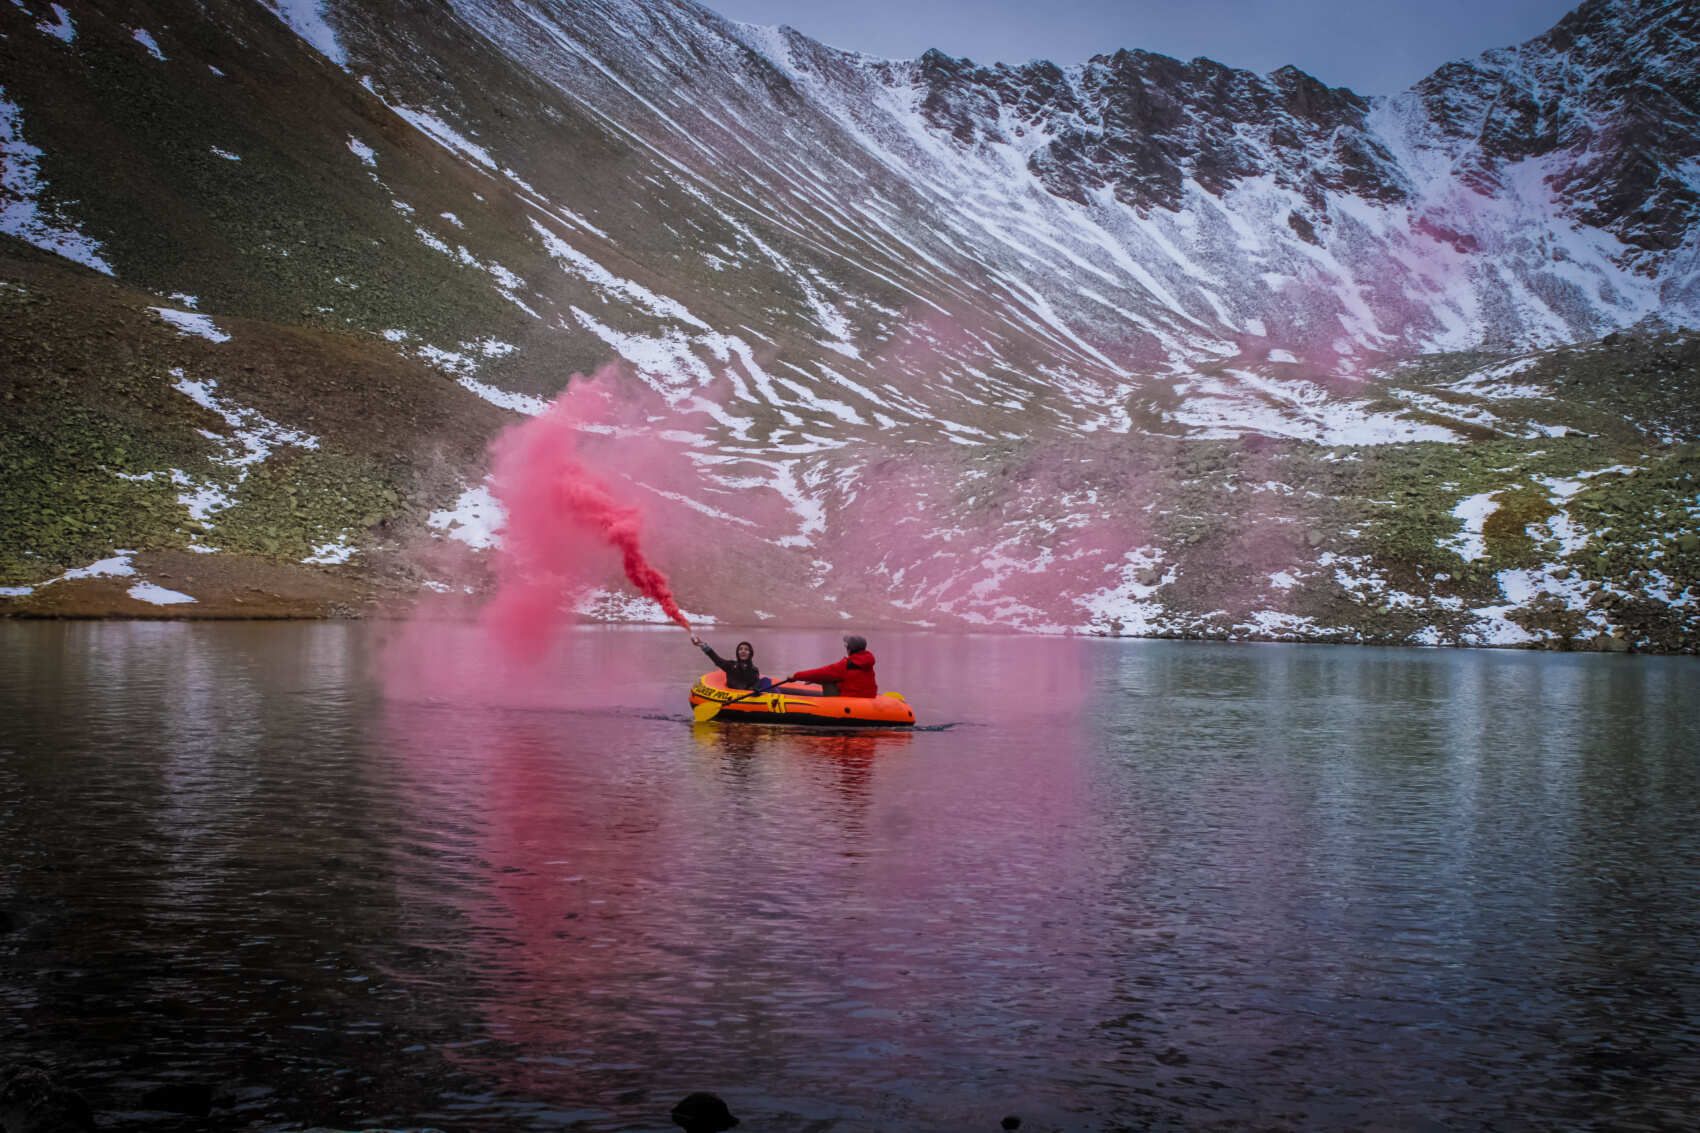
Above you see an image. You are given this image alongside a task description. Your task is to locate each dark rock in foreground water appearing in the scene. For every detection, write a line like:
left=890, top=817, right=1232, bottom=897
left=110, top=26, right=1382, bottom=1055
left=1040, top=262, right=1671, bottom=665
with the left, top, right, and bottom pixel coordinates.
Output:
left=671, top=1091, right=739, bottom=1132
left=0, top=1062, right=95, bottom=1133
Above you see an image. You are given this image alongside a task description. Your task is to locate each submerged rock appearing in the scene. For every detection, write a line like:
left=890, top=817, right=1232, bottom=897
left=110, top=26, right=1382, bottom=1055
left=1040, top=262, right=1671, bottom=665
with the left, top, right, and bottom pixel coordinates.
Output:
left=0, top=1062, right=95, bottom=1133
left=670, top=1091, right=739, bottom=1132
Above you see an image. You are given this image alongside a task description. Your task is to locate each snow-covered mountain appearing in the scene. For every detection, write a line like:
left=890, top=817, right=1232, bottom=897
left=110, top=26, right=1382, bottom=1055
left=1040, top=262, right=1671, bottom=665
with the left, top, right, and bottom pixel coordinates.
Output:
left=413, top=0, right=1700, bottom=366
left=1, top=0, right=1696, bottom=650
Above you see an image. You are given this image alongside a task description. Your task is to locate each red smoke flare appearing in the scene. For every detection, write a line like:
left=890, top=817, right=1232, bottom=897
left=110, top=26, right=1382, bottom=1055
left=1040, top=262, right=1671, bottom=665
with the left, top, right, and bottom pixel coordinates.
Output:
left=555, top=474, right=693, bottom=632
left=482, top=373, right=691, bottom=662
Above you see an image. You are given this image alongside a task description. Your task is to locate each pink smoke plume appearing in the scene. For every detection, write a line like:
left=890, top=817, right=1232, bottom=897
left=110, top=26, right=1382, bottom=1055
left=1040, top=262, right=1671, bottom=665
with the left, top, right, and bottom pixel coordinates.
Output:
left=482, top=371, right=693, bottom=661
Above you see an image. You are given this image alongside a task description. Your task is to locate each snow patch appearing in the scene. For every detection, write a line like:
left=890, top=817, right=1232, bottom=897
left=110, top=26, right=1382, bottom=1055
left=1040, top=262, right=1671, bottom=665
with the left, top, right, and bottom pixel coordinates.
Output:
left=576, top=588, right=716, bottom=625
left=260, top=0, right=347, bottom=67
left=428, top=484, right=503, bottom=549
left=303, top=539, right=356, bottom=565
left=60, top=553, right=137, bottom=581
left=384, top=101, right=495, bottom=169
left=2, top=553, right=202, bottom=604
left=1077, top=548, right=1175, bottom=634
left=410, top=339, right=543, bottom=414
left=458, top=377, right=547, bottom=416
left=1447, top=357, right=1548, bottom=400
left=0, top=94, right=114, bottom=275
left=35, top=4, right=74, bottom=42
left=412, top=338, right=516, bottom=376
left=1246, top=610, right=1323, bottom=638
left=1460, top=604, right=1539, bottom=647
left=1321, top=551, right=1453, bottom=611
left=172, top=372, right=319, bottom=460
left=166, top=371, right=319, bottom=545
left=531, top=219, right=708, bottom=329
left=132, top=28, right=166, bottom=60
left=151, top=307, right=231, bottom=343
left=1169, top=368, right=1460, bottom=445
left=409, top=225, right=537, bottom=315
left=128, top=581, right=195, bottom=605
left=1443, top=492, right=1499, bottom=562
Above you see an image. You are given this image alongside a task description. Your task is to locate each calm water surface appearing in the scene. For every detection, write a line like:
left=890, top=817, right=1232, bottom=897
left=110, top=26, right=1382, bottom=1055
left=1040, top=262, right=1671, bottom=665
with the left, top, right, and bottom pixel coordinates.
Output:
left=1, top=622, right=1696, bottom=1131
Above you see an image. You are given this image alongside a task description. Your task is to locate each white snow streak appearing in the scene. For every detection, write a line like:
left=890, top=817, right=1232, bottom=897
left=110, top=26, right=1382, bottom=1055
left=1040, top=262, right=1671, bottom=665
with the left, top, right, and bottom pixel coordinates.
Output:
left=260, top=0, right=348, bottom=66
left=151, top=307, right=232, bottom=343
left=35, top=4, right=74, bottom=42
left=0, top=93, right=114, bottom=275
left=132, top=28, right=166, bottom=60
left=128, top=581, right=196, bottom=605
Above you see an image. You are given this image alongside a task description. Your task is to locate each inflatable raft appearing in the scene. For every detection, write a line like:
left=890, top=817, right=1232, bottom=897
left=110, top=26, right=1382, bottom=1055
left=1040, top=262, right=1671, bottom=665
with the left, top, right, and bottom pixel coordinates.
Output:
left=690, top=670, right=915, bottom=728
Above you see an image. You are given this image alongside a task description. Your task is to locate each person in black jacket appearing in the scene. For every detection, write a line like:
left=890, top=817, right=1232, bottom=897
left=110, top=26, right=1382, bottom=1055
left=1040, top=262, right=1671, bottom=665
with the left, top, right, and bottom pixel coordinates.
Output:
left=691, top=634, right=769, bottom=691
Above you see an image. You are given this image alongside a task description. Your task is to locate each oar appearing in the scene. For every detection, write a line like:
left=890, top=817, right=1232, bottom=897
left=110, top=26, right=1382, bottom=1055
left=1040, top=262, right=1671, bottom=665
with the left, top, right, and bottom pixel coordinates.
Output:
left=693, top=679, right=803, bottom=723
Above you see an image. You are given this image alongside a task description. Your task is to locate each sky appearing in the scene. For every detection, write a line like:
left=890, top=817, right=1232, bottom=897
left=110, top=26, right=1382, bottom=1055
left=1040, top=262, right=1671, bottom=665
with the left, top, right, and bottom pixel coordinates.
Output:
left=703, top=0, right=1582, bottom=94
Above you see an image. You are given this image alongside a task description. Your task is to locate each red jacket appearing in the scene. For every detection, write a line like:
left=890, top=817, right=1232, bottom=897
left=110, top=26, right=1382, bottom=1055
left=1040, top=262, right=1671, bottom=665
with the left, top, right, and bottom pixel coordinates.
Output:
left=792, top=650, right=878, bottom=697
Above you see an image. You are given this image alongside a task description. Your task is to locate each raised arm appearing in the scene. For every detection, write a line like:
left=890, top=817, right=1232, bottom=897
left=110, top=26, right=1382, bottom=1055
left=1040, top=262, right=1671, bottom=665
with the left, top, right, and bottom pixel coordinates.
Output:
left=697, top=639, right=735, bottom=675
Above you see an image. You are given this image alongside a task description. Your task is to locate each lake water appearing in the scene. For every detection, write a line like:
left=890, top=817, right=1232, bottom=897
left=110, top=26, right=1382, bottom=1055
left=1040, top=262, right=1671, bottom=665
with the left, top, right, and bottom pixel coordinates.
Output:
left=1, top=622, right=1696, bottom=1131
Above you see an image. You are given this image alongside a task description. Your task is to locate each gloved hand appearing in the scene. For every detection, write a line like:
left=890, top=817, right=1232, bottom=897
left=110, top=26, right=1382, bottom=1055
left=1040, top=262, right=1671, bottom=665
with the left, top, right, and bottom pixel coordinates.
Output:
left=690, top=634, right=703, bottom=647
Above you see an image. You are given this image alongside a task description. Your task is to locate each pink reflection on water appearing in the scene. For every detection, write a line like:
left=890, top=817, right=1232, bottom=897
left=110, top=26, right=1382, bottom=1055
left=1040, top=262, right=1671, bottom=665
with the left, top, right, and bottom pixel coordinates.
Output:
left=376, top=631, right=1104, bottom=1124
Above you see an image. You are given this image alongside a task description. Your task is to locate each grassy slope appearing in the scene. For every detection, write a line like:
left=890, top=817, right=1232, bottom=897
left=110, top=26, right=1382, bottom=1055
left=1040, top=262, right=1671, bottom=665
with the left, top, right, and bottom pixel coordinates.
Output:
left=0, top=241, right=508, bottom=614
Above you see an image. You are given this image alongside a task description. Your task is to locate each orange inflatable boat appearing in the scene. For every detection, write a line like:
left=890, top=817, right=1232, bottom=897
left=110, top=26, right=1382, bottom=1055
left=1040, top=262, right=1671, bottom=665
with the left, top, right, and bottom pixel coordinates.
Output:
left=689, top=670, right=916, bottom=728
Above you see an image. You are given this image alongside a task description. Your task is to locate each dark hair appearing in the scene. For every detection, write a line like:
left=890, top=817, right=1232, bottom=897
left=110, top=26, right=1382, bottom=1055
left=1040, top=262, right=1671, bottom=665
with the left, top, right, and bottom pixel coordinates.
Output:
left=735, top=640, right=755, bottom=659
left=842, top=634, right=867, bottom=654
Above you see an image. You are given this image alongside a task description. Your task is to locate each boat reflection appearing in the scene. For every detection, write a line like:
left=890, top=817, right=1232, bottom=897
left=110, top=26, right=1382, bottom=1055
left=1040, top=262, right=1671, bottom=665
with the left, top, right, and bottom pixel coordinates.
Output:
left=377, top=703, right=933, bottom=1115
left=689, top=722, right=915, bottom=759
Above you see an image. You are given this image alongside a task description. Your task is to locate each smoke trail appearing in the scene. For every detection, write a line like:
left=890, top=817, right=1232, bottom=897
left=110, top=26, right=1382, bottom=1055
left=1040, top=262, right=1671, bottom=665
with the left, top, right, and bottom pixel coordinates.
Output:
left=482, top=372, right=691, bottom=661
left=553, top=474, right=692, bottom=632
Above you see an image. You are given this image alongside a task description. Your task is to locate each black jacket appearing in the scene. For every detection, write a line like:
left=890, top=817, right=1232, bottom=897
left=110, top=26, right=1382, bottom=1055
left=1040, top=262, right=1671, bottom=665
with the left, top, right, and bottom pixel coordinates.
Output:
left=701, top=642, right=762, bottom=691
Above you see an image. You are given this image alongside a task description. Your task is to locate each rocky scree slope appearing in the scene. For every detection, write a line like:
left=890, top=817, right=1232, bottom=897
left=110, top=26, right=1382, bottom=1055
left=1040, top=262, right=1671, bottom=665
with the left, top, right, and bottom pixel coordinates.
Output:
left=0, top=0, right=1696, bottom=650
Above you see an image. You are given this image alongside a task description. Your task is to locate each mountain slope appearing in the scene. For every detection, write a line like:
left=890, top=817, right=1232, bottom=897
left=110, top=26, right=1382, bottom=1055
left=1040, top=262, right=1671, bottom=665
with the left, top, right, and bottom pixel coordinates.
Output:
left=0, top=0, right=1695, bottom=651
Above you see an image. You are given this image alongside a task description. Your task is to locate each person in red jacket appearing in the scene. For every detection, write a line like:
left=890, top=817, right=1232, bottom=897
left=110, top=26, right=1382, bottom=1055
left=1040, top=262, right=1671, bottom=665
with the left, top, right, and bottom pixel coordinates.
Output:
left=788, top=635, right=878, bottom=698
